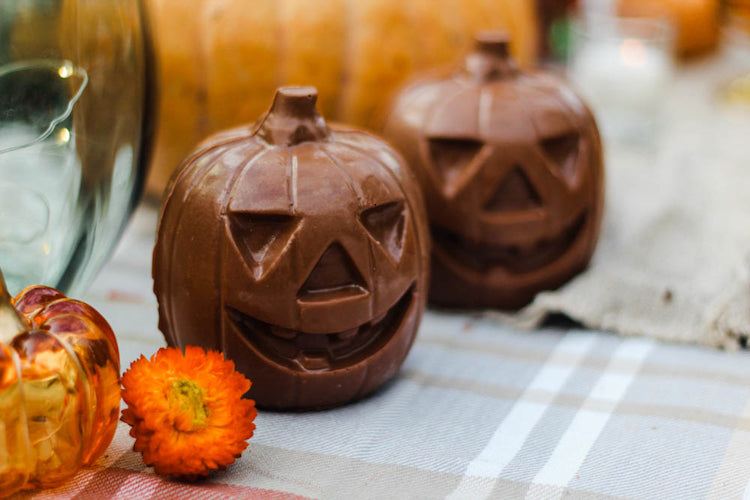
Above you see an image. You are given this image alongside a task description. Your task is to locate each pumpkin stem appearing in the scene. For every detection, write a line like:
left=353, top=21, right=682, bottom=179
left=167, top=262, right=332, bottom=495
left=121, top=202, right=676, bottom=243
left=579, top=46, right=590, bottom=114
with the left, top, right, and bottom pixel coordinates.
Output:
left=462, top=32, right=519, bottom=81
left=0, top=270, right=27, bottom=343
left=257, top=86, right=330, bottom=146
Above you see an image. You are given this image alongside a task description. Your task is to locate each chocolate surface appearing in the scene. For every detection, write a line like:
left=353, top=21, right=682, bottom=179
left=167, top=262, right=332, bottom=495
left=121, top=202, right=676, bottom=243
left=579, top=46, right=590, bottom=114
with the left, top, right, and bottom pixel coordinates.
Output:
left=153, top=87, right=429, bottom=410
left=383, top=33, right=604, bottom=309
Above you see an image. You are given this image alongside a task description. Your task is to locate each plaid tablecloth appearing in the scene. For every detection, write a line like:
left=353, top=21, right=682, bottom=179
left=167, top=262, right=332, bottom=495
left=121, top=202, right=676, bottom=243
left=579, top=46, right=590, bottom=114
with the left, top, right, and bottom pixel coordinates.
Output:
left=13, top=203, right=750, bottom=500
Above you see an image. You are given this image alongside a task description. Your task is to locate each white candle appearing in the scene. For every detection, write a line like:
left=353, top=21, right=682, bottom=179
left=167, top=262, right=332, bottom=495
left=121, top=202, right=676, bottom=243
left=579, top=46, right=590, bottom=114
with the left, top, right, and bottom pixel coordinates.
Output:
left=568, top=18, right=674, bottom=143
left=571, top=39, right=671, bottom=113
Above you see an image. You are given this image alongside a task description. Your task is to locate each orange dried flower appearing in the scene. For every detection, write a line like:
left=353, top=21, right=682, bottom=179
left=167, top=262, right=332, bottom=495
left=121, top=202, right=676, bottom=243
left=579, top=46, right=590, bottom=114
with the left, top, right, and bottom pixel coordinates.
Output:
left=121, top=346, right=257, bottom=481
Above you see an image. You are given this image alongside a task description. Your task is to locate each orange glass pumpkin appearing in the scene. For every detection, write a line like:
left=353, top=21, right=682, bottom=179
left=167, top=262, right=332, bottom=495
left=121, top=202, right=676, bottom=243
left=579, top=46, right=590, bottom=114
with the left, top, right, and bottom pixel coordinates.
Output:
left=153, top=87, right=430, bottom=410
left=0, top=271, right=120, bottom=496
left=383, top=33, right=604, bottom=310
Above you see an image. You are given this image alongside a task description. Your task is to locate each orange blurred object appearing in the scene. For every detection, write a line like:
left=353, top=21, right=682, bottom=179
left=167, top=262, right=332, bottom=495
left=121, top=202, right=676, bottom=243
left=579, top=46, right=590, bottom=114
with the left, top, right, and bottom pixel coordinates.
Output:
left=142, top=0, right=539, bottom=198
left=727, top=0, right=750, bottom=34
left=618, top=0, right=720, bottom=56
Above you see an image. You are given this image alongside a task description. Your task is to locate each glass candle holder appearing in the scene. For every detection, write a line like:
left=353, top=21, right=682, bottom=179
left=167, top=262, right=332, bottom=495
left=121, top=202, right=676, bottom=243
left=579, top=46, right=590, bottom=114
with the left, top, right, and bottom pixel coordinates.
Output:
left=567, top=14, right=675, bottom=146
left=0, top=0, right=154, bottom=295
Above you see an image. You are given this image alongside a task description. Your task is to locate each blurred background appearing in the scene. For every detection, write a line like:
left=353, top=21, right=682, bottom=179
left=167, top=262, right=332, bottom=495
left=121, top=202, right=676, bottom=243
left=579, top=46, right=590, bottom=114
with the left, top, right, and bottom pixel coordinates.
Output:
left=141, top=0, right=750, bottom=196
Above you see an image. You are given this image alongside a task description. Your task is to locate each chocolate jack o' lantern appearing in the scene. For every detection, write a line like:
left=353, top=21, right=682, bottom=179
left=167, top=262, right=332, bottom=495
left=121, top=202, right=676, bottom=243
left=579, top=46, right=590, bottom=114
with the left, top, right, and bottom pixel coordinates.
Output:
left=153, top=87, right=429, bottom=410
left=383, top=33, right=604, bottom=309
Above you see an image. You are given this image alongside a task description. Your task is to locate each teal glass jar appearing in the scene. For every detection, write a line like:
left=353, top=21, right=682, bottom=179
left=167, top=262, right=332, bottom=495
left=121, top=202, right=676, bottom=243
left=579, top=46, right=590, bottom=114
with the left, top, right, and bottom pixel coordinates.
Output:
left=0, top=0, right=154, bottom=294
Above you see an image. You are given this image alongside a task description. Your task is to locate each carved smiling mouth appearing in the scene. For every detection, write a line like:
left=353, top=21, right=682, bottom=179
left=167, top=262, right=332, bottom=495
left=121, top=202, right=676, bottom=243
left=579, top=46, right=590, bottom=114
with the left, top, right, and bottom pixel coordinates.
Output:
left=227, top=285, right=416, bottom=372
left=431, top=211, right=588, bottom=274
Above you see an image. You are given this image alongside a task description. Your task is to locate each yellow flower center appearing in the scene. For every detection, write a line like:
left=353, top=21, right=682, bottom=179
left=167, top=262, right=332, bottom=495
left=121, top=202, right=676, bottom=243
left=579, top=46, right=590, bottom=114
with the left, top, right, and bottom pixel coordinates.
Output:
left=168, top=378, right=209, bottom=430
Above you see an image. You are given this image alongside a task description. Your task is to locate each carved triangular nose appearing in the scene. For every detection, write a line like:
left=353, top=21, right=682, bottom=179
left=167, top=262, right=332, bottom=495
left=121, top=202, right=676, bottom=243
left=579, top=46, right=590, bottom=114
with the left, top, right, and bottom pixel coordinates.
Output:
left=483, top=166, right=543, bottom=213
left=298, top=242, right=368, bottom=298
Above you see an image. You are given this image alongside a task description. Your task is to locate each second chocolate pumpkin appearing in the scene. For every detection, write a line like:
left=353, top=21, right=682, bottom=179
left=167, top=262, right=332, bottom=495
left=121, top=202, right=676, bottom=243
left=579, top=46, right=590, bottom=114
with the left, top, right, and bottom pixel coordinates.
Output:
left=383, top=34, right=605, bottom=310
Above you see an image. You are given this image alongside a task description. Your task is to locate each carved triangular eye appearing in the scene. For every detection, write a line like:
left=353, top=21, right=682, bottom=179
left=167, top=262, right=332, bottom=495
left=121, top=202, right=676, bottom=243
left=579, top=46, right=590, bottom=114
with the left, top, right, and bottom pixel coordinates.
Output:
left=540, top=133, right=579, bottom=179
left=428, top=137, right=484, bottom=197
left=229, top=213, right=300, bottom=279
left=360, top=201, right=406, bottom=263
left=484, top=166, right=543, bottom=213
